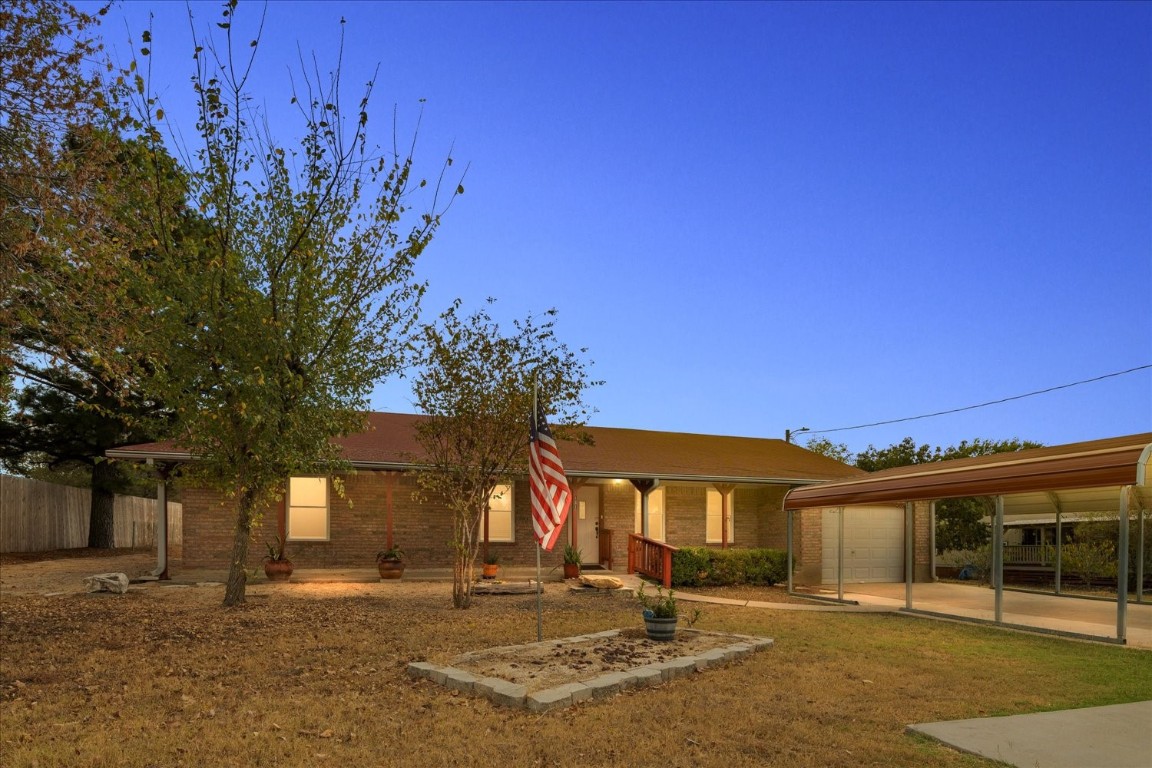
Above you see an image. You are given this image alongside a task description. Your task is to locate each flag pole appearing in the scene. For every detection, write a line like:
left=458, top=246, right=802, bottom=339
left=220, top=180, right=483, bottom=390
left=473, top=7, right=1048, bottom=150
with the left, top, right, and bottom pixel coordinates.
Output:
left=533, top=376, right=544, bottom=642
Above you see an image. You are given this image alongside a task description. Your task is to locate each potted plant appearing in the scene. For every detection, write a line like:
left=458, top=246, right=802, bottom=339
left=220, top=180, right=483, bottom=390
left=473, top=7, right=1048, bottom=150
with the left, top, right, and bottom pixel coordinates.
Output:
left=263, top=536, right=294, bottom=582
left=637, top=583, right=677, bottom=640
left=562, top=544, right=582, bottom=579
left=376, top=545, right=405, bottom=580
left=481, top=551, right=500, bottom=579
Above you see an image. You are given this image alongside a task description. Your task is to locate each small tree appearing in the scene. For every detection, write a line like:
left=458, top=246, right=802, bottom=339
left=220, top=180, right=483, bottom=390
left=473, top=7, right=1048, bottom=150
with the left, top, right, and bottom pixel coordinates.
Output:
left=130, top=4, right=460, bottom=605
left=411, top=301, right=598, bottom=609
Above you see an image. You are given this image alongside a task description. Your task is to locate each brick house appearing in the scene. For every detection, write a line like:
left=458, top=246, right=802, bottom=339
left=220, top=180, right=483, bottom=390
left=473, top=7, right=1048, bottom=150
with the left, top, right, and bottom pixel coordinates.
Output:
left=109, top=412, right=870, bottom=577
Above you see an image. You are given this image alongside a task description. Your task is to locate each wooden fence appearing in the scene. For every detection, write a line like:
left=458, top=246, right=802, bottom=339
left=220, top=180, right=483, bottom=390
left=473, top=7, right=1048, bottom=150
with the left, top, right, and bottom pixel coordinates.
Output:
left=0, top=474, right=182, bottom=553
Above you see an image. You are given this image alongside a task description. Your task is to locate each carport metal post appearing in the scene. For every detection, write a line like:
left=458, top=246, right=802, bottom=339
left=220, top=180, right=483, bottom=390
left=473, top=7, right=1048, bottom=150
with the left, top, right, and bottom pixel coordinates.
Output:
left=993, top=496, right=1004, bottom=624
left=905, top=502, right=914, bottom=610
left=1117, top=487, right=1130, bottom=642
left=837, top=507, right=845, bottom=602
left=1137, top=505, right=1145, bottom=604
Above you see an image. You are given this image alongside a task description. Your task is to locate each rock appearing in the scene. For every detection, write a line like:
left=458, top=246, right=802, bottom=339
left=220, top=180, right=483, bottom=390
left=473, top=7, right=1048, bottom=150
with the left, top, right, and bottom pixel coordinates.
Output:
left=83, top=573, right=130, bottom=594
left=579, top=574, right=624, bottom=590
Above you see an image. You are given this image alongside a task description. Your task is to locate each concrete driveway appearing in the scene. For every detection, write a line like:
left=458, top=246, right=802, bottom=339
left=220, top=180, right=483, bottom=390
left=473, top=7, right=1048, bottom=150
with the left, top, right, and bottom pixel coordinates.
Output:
left=837, top=582, right=1152, bottom=648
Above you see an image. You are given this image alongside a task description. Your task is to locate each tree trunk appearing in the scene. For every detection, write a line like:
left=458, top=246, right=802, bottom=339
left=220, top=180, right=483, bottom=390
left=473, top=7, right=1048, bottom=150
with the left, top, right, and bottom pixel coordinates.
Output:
left=87, top=461, right=117, bottom=549
left=451, top=506, right=482, bottom=609
left=223, top=490, right=257, bottom=606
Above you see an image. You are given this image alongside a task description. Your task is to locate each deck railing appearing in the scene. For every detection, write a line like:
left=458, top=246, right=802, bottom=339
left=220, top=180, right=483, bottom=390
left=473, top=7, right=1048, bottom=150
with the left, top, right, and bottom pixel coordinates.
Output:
left=627, top=533, right=678, bottom=589
left=1003, top=544, right=1057, bottom=565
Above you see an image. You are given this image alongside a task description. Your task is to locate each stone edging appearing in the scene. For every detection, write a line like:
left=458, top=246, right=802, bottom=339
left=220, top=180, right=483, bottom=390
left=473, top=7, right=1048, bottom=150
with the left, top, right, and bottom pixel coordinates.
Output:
left=406, top=629, right=773, bottom=712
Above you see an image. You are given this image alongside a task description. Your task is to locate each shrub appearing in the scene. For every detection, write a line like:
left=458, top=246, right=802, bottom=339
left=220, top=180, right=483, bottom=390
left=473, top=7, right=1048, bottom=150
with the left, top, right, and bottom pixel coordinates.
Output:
left=1062, top=541, right=1117, bottom=588
left=671, top=547, right=710, bottom=588
left=670, top=547, right=787, bottom=587
left=938, top=546, right=992, bottom=583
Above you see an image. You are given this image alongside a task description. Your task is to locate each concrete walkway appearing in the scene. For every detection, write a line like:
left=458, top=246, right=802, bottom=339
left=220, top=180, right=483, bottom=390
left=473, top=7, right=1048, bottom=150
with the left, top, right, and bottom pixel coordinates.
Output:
left=838, top=582, right=1152, bottom=649
left=909, top=700, right=1152, bottom=768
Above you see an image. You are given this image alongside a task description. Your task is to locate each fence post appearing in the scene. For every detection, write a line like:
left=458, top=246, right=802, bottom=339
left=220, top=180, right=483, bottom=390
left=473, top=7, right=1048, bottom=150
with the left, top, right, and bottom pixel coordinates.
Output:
left=662, top=545, right=673, bottom=589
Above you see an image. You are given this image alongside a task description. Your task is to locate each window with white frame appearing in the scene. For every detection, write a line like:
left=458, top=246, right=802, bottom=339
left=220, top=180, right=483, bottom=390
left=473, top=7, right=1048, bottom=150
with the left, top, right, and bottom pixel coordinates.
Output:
left=287, top=476, right=329, bottom=541
left=706, top=488, right=735, bottom=544
left=634, top=487, right=666, bottom=542
left=481, top=484, right=514, bottom=543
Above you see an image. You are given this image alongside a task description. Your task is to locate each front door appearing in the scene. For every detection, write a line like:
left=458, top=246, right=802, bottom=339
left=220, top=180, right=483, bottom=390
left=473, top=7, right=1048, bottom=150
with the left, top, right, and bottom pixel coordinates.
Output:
left=575, top=485, right=600, bottom=565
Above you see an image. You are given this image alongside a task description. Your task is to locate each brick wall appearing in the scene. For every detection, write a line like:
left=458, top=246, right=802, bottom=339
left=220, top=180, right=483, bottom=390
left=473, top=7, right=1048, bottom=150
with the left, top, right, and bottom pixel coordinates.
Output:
left=599, top=481, right=636, bottom=571
left=795, top=508, right=823, bottom=585
left=665, top=484, right=705, bottom=543
left=736, top=486, right=789, bottom=549
left=914, top=500, right=932, bottom=581
left=180, top=472, right=932, bottom=578
left=181, top=472, right=574, bottom=570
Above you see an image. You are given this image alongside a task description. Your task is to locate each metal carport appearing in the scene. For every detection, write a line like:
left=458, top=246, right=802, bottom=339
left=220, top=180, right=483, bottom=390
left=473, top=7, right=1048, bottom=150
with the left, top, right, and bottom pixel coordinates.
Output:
left=782, top=433, right=1152, bottom=643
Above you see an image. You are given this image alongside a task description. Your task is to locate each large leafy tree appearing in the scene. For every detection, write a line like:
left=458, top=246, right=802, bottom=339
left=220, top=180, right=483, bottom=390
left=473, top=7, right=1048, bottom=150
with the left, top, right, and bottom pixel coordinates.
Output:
left=806, top=435, right=1042, bottom=552
left=411, top=301, right=598, bottom=609
left=1, top=1, right=153, bottom=379
left=127, top=4, right=460, bottom=606
left=2, top=2, right=189, bottom=546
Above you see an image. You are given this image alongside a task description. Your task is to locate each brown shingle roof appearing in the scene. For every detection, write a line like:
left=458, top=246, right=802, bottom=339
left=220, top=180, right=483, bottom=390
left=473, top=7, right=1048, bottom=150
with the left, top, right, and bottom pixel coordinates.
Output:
left=108, top=411, right=862, bottom=486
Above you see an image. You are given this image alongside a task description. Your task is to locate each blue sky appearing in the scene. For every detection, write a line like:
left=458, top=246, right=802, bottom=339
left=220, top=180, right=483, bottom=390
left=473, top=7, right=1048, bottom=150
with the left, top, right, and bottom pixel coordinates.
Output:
left=87, top=1, right=1151, bottom=454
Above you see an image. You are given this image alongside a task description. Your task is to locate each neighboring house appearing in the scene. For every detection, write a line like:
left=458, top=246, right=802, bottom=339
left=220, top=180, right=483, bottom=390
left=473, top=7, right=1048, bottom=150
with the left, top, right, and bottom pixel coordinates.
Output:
left=107, top=412, right=865, bottom=574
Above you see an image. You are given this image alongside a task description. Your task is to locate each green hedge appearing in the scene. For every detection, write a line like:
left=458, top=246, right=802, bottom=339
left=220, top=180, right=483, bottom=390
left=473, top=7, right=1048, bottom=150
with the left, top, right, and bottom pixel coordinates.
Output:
left=670, top=546, right=788, bottom=588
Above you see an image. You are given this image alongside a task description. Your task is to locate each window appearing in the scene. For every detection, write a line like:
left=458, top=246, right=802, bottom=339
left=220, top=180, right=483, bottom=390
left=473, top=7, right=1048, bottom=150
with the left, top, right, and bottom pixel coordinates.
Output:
left=481, top=484, right=514, bottom=543
left=287, top=476, right=329, bottom=541
left=706, top=488, right=735, bottom=544
left=634, top=487, right=666, bottom=542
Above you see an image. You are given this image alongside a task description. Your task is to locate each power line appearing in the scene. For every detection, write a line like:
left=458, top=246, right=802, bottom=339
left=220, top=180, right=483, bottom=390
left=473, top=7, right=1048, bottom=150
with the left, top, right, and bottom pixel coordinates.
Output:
left=803, top=364, right=1152, bottom=436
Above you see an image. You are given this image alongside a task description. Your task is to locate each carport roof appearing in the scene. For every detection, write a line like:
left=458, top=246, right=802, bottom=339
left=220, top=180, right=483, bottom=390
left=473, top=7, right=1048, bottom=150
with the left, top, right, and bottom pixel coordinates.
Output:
left=782, top=433, right=1152, bottom=510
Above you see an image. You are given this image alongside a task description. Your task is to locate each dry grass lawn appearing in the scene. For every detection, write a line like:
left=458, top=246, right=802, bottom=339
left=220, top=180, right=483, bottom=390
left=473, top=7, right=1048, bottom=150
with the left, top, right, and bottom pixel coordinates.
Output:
left=2, top=552, right=1150, bottom=767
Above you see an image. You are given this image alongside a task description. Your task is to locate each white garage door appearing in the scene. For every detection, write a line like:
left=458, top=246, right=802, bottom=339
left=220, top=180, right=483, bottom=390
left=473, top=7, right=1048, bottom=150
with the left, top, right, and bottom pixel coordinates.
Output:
left=821, top=506, right=904, bottom=583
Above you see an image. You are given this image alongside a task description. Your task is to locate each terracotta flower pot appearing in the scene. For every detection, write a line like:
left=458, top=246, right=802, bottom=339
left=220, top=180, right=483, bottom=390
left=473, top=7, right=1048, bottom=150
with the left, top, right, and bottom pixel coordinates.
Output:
left=482, top=563, right=500, bottom=579
left=264, top=560, right=293, bottom=582
left=377, top=559, right=405, bottom=580
left=562, top=562, right=580, bottom=579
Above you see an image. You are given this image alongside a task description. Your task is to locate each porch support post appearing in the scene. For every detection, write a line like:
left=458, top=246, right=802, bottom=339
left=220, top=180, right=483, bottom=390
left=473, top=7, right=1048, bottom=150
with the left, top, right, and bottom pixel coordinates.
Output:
left=1117, top=486, right=1130, bottom=642
left=1055, top=510, right=1063, bottom=595
left=630, top=479, right=658, bottom=539
left=1049, top=492, right=1063, bottom=595
left=713, top=483, right=736, bottom=549
left=147, top=460, right=172, bottom=580
left=993, top=496, right=1004, bottom=624
left=152, top=466, right=170, bottom=580
left=905, top=502, right=914, bottom=610
left=786, top=508, right=794, bottom=593
left=837, top=506, right=845, bottom=602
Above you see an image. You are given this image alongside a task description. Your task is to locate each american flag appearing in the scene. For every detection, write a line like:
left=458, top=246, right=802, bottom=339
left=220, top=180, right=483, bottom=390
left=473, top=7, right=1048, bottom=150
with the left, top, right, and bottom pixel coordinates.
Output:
left=529, top=403, right=571, bottom=551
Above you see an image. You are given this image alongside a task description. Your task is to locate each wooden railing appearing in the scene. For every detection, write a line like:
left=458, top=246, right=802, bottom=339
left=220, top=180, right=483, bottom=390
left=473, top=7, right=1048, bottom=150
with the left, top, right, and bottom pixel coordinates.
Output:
left=627, top=533, right=678, bottom=589
left=1003, top=545, right=1056, bottom=566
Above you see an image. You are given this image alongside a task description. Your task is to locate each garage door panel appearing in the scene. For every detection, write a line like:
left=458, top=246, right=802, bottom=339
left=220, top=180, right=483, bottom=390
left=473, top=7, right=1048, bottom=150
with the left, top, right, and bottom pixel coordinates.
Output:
left=821, top=506, right=904, bottom=584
